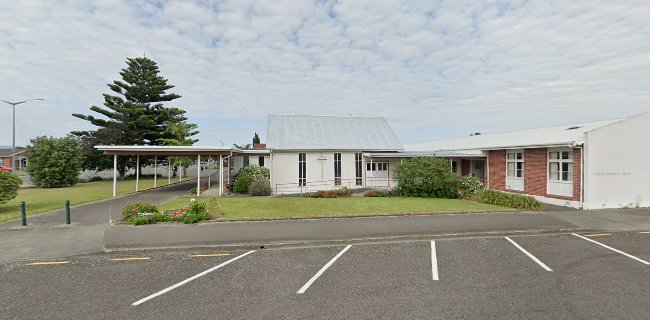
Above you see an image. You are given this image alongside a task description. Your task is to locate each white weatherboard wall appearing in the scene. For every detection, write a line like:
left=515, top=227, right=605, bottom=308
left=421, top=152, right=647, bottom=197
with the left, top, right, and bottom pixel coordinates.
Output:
left=271, top=151, right=365, bottom=194
left=583, top=112, right=650, bottom=209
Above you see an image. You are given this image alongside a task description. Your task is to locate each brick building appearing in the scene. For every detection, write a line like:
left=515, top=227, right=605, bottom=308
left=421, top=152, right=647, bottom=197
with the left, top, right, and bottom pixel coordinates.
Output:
left=0, top=147, right=28, bottom=171
left=407, top=112, right=650, bottom=209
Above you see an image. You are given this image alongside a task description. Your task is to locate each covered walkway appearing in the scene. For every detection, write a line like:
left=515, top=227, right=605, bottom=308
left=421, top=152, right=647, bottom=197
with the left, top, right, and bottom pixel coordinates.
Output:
left=96, top=146, right=234, bottom=197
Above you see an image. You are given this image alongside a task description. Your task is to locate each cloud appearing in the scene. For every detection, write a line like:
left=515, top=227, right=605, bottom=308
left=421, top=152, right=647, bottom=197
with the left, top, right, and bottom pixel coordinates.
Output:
left=0, top=0, right=648, bottom=147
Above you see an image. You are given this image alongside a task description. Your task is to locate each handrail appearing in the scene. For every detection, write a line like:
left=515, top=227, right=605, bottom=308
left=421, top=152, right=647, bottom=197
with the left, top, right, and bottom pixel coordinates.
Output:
left=274, top=177, right=393, bottom=195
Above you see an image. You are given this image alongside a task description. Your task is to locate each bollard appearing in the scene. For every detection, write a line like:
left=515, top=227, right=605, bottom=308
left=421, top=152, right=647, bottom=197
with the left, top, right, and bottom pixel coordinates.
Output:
left=65, top=200, right=71, bottom=225
left=20, top=201, right=26, bottom=227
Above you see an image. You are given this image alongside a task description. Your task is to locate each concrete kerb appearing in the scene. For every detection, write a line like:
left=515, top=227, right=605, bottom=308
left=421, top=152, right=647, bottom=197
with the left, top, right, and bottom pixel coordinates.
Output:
left=103, top=210, right=590, bottom=253
left=103, top=227, right=596, bottom=253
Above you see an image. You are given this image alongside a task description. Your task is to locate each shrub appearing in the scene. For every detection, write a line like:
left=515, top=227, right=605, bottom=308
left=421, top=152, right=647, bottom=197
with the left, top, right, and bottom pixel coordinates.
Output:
left=0, top=172, right=22, bottom=205
left=187, top=187, right=197, bottom=196
left=248, top=178, right=272, bottom=196
left=124, top=200, right=210, bottom=225
left=336, top=187, right=351, bottom=197
left=233, top=174, right=255, bottom=193
left=458, top=175, right=485, bottom=198
left=27, top=136, right=82, bottom=188
left=229, top=165, right=270, bottom=191
left=308, top=190, right=338, bottom=198
left=179, top=200, right=209, bottom=224
left=364, top=190, right=382, bottom=197
left=88, top=176, right=104, bottom=182
left=323, top=191, right=338, bottom=198
left=384, top=187, right=401, bottom=197
left=393, top=157, right=461, bottom=198
left=308, top=191, right=324, bottom=198
left=122, top=202, right=159, bottom=221
left=468, top=189, right=542, bottom=211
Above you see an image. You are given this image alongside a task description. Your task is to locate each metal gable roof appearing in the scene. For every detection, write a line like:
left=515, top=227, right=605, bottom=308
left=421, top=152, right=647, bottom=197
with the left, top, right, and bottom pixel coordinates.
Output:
left=405, top=118, right=625, bottom=152
left=267, top=114, right=404, bottom=151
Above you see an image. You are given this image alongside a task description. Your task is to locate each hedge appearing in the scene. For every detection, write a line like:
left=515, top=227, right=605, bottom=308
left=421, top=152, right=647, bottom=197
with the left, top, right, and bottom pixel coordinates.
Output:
left=468, top=189, right=542, bottom=211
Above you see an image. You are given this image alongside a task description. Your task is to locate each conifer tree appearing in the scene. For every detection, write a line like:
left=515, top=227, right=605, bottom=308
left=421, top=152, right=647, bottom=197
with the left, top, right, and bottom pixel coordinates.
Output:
left=253, top=132, right=261, bottom=144
left=72, top=57, right=198, bottom=178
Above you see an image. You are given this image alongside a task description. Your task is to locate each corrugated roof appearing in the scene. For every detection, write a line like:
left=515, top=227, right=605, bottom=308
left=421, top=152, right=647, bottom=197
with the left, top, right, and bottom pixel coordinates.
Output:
left=405, top=118, right=624, bottom=151
left=367, top=151, right=485, bottom=158
left=267, top=114, right=403, bottom=151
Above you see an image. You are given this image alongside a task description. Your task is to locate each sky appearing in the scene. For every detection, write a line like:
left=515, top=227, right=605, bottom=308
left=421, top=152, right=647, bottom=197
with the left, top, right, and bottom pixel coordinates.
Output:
left=1, top=0, right=649, bottom=148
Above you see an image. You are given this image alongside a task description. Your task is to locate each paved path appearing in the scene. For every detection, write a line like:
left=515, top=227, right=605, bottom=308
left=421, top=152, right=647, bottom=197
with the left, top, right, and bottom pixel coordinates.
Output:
left=0, top=180, right=197, bottom=262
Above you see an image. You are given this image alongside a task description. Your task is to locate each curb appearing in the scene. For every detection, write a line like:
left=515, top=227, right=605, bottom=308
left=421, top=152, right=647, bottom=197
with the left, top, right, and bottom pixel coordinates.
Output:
left=103, top=227, right=595, bottom=253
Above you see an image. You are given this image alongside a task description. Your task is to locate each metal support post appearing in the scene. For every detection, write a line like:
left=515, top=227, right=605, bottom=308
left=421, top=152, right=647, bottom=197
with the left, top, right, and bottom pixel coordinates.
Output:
left=65, top=200, right=71, bottom=225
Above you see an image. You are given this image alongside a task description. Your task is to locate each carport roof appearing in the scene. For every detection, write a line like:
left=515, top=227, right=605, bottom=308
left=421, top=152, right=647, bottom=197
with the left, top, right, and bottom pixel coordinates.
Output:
left=96, top=145, right=234, bottom=156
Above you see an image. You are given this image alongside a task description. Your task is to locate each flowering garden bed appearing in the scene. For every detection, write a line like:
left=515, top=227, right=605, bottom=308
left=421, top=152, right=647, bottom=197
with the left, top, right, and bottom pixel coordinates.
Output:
left=122, top=199, right=210, bottom=225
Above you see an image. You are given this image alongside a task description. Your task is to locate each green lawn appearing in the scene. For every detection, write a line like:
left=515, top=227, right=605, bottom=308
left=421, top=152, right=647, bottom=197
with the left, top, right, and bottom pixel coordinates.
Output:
left=0, top=177, right=192, bottom=223
left=160, top=197, right=513, bottom=220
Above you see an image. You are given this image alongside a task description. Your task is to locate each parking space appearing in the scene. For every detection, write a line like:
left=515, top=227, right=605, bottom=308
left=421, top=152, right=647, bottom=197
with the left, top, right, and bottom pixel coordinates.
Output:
left=1, top=231, right=649, bottom=319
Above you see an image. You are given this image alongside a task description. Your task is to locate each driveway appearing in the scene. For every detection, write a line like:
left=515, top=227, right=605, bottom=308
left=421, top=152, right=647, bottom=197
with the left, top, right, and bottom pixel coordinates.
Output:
left=0, top=180, right=197, bottom=262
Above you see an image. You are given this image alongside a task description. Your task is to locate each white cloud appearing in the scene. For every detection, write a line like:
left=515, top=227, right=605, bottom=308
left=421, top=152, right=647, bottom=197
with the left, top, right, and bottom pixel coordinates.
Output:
left=0, top=0, right=648, bottom=147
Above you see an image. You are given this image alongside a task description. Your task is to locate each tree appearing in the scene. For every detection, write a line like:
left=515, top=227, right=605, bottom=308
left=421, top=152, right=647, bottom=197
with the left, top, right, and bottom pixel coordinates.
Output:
left=393, top=157, right=462, bottom=198
left=71, top=56, right=198, bottom=178
left=0, top=172, right=21, bottom=205
left=27, top=136, right=82, bottom=188
left=233, top=143, right=251, bottom=150
left=160, top=121, right=199, bottom=177
left=253, top=132, right=260, bottom=144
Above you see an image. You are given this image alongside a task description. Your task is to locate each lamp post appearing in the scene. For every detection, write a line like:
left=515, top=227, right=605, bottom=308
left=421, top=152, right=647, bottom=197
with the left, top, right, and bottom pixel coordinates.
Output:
left=1, top=99, right=44, bottom=172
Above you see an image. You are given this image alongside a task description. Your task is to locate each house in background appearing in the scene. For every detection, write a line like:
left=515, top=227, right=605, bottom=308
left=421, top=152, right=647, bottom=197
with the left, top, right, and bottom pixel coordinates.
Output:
left=97, top=112, right=650, bottom=209
left=265, top=114, right=403, bottom=194
left=230, top=114, right=480, bottom=194
left=0, top=147, right=28, bottom=171
left=407, top=112, right=650, bottom=209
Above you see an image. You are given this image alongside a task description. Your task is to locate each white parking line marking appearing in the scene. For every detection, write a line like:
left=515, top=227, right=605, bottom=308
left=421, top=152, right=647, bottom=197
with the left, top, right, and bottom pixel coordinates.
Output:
left=572, top=233, right=650, bottom=265
left=297, top=245, right=352, bottom=294
left=132, top=250, right=255, bottom=306
left=505, top=237, right=553, bottom=272
left=431, top=241, right=439, bottom=281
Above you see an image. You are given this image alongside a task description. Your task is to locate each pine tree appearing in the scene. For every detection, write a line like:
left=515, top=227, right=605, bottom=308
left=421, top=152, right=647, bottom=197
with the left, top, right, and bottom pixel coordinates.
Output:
left=253, top=132, right=261, bottom=144
left=72, top=57, right=198, bottom=178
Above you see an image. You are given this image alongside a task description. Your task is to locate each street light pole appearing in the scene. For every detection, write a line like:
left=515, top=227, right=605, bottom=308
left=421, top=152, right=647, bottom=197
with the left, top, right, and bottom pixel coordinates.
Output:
left=1, top=99, right=44, bottom=171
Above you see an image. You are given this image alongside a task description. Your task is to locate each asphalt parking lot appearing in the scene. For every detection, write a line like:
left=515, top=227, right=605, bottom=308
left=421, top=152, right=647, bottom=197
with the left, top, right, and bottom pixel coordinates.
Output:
left=2, top=231, right=649, bottom=320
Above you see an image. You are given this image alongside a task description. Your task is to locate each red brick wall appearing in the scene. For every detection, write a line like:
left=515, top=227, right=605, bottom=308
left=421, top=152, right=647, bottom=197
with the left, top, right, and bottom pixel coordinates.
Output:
left=487, top=148, right=582, bottom=202
left=524, top=148, right=547, bottom=196
left=0, top=157, right=10, bottom=169
left=572, top=148, right=581, bottom=202
left=488, top=150, right=506, bottom=190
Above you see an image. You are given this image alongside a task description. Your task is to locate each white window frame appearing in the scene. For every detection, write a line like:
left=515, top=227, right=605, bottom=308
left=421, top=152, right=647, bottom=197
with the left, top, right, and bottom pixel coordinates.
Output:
left=450, top=160, right=461, bottom=176
left=547, top=148, right=573, bottom=197
left=506, top=150, right=524, bottom=191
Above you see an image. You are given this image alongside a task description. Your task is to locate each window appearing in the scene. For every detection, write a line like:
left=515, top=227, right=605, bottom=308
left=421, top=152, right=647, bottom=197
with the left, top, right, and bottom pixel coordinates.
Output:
left=366, top=162, right=387, bottom=171
left=506, top=150, right=524, bottom=191
left=506, top=151, right=524, bottom=178
left=355, top=153, right=363, bottom=186
left=548, top=151, right=573, bottom=181
left=243, top=156, right=249, bottom=167
left=334, top=153, right=342, bottom=185
left=258, top=156, right=264, bottom=167
left=298, top=153, right=306, bottom=186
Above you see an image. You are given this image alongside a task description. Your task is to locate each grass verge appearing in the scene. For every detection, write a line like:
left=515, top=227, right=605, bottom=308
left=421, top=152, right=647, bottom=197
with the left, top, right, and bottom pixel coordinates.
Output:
left=159, top=197, right=513, bottom=220
left=0, top=177, right=192, bottom=223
